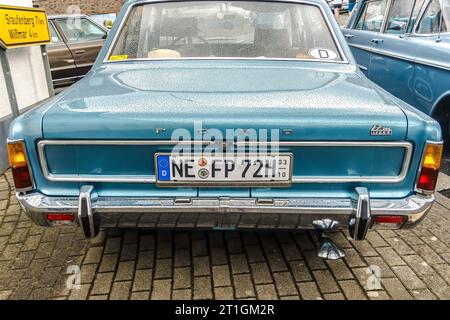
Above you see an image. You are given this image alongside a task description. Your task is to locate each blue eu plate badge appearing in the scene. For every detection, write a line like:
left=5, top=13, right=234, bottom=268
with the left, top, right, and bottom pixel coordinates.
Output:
left=157, top=155, right=171, bottom=181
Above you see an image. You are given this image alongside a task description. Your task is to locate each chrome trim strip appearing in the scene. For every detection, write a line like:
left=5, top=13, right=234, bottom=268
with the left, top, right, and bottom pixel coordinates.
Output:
left=37, top=140, right=413, bottom=184
left=102, top=0, right=349, bottom=65
left=17, top=191, right=435, bottom=225
left=349, top=42, right=450, bottom=72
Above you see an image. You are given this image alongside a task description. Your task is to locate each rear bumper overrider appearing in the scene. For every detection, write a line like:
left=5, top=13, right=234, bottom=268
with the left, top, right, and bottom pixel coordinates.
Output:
left=17, top=186, right=435, bottom=239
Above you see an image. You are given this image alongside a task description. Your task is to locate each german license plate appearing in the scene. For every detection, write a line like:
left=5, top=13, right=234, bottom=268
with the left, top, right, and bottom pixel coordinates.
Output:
left=155, top=153, right=292, bottom=186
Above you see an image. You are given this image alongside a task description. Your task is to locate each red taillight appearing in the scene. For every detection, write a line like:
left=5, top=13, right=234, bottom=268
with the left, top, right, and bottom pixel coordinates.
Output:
left=417, top=143, right=443, bottom=192
left=372, top=215, right=406, bottom=229
left=46, top=213, right=75, bottom=222
left=374, top=215, right=405, bottom=224
left=7, top=141, right=33, bottom=190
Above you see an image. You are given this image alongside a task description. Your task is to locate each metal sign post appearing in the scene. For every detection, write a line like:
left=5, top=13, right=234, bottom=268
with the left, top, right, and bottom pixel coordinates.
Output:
left=41, top=45, right=54, bottom=97
left=0, top=48, right=19, bottom=118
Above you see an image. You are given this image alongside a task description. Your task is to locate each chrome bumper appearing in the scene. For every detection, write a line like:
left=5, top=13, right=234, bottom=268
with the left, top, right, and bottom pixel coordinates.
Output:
left=17, top=187, right=435, bottom=238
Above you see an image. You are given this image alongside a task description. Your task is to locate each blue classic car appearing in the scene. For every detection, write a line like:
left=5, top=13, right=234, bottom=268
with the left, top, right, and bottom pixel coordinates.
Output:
left=7, top=0, right=444, bottom=259
left=342, top=0, right=450, bottom=142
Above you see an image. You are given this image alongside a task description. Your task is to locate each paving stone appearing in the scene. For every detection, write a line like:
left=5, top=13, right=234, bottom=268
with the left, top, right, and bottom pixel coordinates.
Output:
left=376, top=247, right=406, bottom=266
left=233, top=274, right=255, bottom=299
left=365, top=256, right=395, bottom=278
left=173, top=267, right=191, bottom=290
left=403, top=255, right=436, bottom=276
left=250, top=262, right=273, bottom=285
left=297, top=282, right=322, bottom=300
left=214, top=286, right=234, bottom=300
left=326, top=259, right=353, bottom=280
left=110, top=281, right=132, bottom=300
left=212, top=265, right=231, bottom=287
left=324, top=292, right=345, bottom=300
left=382, top=278, right=412, bottom=300
left=391, top=266, right=426, bottom=290
left=230, top=254, right=250, bottom=274
left=245, top=245, right=266, bottom=263
left=68, top=284, right=90, bottom=300
left=312, top=270, right=339, bottom=294
left=210, top=247, right=228, bottom=266
left=172, top=289, right=191, bottom=300
left=410, top=288, right=437, bottom=300
left=132, top=269, right=152, bottom=292
left=120, top=243, right=137, bottom=261
left=339, top=280, right=367, bottom=300
left=273, top=272, right=298, bottom=296
left=91, top=272, right=114, bottom=295
left=83, top=247, right=103, bottom=264
left=193, top=256, right=210, bottom=276
left=99, top=254, right=118, bottom=273
left=193, top=276, right=213, bottom=300
left=256, top=284, right=278, bottom=300
left=140, top=234, right=155, bottom=251
left=351, top=241, right=378, bottom=257
left=422, top=275, right=450, bottom=299
left=136, top=250, right=154, bottom=270
left=154, top=258, right=172, bottom=279
left=130, top=291, right=150, bottom=300
left=104, top=237, right=122, bottom=254
left=226, top=237, right=244, bottom=254
left=289, top=260, right=312, bottom=282
left=386, top=238, right=415, bottom=256
left=266, top=252, right=288, bottom=272
left=151, top=279, right=172, bottom=300
left=115, top=261, right=135, bottom=281
left=303, top=250, right=327, bottom=270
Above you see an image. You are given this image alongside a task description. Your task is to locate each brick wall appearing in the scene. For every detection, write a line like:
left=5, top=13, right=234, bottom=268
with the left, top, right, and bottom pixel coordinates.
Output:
left=32, top=0, right=125, bottom=15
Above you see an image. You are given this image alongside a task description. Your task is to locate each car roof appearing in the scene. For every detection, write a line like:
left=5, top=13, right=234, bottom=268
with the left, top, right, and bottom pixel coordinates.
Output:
left=47, top=14, right=90, bottom=19
left=124, top=0, right=326, bottom=4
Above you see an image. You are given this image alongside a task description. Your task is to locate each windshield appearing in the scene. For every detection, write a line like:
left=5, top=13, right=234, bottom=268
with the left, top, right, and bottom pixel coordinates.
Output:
left=108, top=1, right=343, bottom=61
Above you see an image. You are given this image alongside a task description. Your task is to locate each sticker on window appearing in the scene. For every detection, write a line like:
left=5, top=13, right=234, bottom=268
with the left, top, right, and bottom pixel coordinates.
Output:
left=109, top=55, right=129, bottom=61
left=309, top=48, right=338, bottom=60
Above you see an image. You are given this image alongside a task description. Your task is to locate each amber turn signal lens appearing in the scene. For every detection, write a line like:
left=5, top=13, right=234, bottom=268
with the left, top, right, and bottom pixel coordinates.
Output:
left=7, top=141, right=33, bottom=190
left=417, top=143, right=443, bottom=192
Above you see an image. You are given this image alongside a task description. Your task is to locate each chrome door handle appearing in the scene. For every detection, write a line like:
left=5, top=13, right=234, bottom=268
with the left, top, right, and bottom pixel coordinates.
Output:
left=371, top=39, right=384, bottom=44
left=74, top=50, right=86, bottom=54
left=344, top=34, right=354, bottom=39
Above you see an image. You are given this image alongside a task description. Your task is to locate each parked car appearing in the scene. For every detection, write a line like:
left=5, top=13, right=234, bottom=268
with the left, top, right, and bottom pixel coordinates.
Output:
left=47, top=14, right=109, bottom=89
left=342, top=0, right=450, bottom=143
left=90, top=13, right=117, bottom=29
left=8, top=0, right=443, bottom=259
left=327, top=0, right=349, bottom=12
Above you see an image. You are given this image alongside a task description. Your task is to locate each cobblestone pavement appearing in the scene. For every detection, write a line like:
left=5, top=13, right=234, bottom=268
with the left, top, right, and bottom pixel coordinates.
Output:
left=1, top=170, right=450, bottom=301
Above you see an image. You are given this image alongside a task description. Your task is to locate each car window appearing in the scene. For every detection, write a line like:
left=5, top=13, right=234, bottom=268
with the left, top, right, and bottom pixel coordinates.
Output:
left=385, top=0, right=423, bottom=34
left=109, top=1, right=343, bottom=61
left=57, top=18, right=107, bottom=43
left=417, top=0, right=450, bottom=33
left=355, top=0, right=387, bottom=32
left=48, top=22, right=62, bottom=44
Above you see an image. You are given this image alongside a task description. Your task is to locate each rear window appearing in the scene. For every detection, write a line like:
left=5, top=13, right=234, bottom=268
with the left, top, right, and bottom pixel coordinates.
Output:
left=108, top=1, right=343, bottom=61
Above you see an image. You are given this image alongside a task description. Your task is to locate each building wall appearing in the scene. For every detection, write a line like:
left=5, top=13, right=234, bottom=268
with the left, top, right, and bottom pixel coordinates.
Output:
left=32, top=0, right=126, bottom=15
left=1, top=0, right=50, bottom=172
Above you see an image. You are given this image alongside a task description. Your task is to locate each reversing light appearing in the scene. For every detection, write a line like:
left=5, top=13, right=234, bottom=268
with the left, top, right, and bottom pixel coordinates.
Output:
left=417, top=143, right=443, bottom=192
left=7, top=141, right=33, bottom=190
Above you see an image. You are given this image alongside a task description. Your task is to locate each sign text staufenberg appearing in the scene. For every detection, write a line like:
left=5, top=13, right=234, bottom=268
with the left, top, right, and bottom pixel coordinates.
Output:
left=0, top=5, right=50, bottom=49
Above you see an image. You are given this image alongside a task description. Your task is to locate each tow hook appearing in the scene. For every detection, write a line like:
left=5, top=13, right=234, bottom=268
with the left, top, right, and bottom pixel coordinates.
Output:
left=313, top=219, right=346, bottom=260
left=78, top=185, right=100, bottom=239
